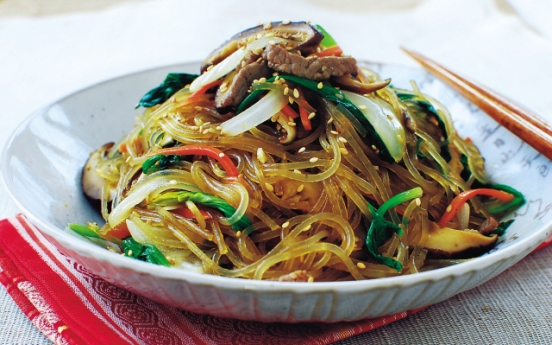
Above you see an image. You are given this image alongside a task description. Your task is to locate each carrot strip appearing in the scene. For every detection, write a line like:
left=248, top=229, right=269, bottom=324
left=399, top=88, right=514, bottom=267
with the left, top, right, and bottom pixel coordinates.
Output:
left=438, top=188, right=514, bottom=227
left=281, top=104, right=299, bottom=119
left=311, top=45, right=343, bottom=57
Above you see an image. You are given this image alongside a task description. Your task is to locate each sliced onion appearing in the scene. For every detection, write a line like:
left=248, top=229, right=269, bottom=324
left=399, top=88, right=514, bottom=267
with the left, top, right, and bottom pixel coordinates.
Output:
left=189, top=37, right=288, bottom=92
left=220, top=90, right=287, bottom=136
left=343, top=91, right=406, bottom=162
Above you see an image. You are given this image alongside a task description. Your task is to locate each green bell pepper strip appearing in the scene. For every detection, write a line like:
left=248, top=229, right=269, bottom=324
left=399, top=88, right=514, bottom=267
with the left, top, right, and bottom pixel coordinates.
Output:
left=365, top=187, right=423, bottom=272
left=137, top=72, right=199, bottom=108
left=121, top=237, right=171, bottom=267
left=315, top=24, right=339, bottom=48
left=68, top=223, right=100, bottom=238
left=152, top=191, right=253, bottom=231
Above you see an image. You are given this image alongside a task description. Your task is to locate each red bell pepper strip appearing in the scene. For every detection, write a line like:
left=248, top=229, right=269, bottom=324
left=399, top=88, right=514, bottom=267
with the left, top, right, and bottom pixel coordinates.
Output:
left=280, top=104, right=299, bottom=119
left=438, top=188, right=515, bottom=227
left=171, top=206, right=211, bottom=219
left=147, top=145, right=239, bottom=177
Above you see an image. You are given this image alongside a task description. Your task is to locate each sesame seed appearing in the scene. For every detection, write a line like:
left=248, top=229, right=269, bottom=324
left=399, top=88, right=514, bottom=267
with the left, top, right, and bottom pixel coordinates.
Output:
left=202, top=129, right=210, bottom=134
left=293, top=169, right=302, bottom=174
left=309, top=157, right=319, bottom=163
left=57, top=325, right=68, bottom=333
left=415, top=198, right=421, bottom=206
left=264, top=22, right=272, bottom=30
left=288, top=121, right=296, bottom=127
left=297, top=184, right=305, bottom=193
left=216, top=126, right=222, bottom=131
left=284, top=87, right=289, bottom=95
left=358, top=105, right=367, bottom=110
left=308, top=112, right=316, bottom=119
left=265, top=183, right=274, bottom=192
left=446, top=205, right=452, bottom=212
left=218, top=152, right=225, bottom=158
left=236, top=231, right=242, bottom=237
left=371, top=145, right=377, bottom=150
left=289, top=97, right=294, bottom=104
left=282, top=221, right=290, bottom=228
left=307, top=276, right=314, bottom=283
left=273, top=72, right=279, bottom=77
left=282, top=19, right=291, bottom=25
left=339, top=148, right=349, bottom=155
left=194, top=106, right=202, bottom=111
left=207, top=65, right=214, bottom=71
left=127, top=250, right=133, bottom=256
left=190, top=126, right=198, bottom=130
left=259, top=77, right=267, bottom=83
left=257, top=147, right=267, bottom=164
left=356, top=262, right=366, bottom=269
left=335, top=93, right=343, bottom=100
left=169, top=180, right=177, bottom=185
left=241, top=60, right=246, bottom=68
left=330, top=130, right=339, bottom=135
left=298, top=147, right=306, bottom=153
left=293, top=88, right=300, bottom=98
left=303, top=224, right=312, bottom=231
left=317, top=82, right=323, bottom=89
left=338, top=136, right=348, bottom=143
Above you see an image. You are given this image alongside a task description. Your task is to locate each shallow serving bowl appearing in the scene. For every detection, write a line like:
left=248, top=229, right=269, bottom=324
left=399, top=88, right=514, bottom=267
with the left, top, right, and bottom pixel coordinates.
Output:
left=2, top=61, right=551, bottom=322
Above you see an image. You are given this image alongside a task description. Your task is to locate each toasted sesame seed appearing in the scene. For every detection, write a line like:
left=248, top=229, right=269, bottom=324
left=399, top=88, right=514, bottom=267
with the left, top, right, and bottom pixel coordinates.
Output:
left=57, top=325, right=68, bottom=333
left=241, top=60, right=246, bottom=68
left=317, top=82, right=323, bottom=89
left=327, top=117, right=334, bottom=124
left=309, top=157, right=319, bottom=163
left=297, top=184, right=305, bottom=193
left=190, top=126, right=199, bottom=130
left=265, top=183, right=274, bottom=192
left=282, top=19, right=291, bottom=25
left=264, top=22, right=272, bottom=29
left=259, top=77, right=267, bottom=83
left=284, top=87, right=289, bottom=95
left=308, top=112, right=316, bottom=119
left=330, top=130, right=339, bottom=135
left=298, top=147, right=306, bottom=153
left=194, top=106, right=202, bottom=111
left=218, top=152, right=225, bottom=158
left=357, top=262, right=367, bottom=269
left=293, top=88, right=300, bottom=98
left=289, top=97, right=294, bottom=104
left=127, top=250, right=133, bottom=256
left=307, top=276, right=314, bottom=283
left=446, top=205, right=452, bottom=212
left=415, top=198, right=421, bottom=206
left=339, top=148, right=349, bottom=155
left=273, top=72, right=279, bottom=77
left=338, top=136, right=348, bottom=143
left=358, top=105, right=367, bottom=110
left=216, top=126, right=222, bottom=131
left=207, top=65, right=214, bottom=71
left=303, top=224, right=312, bottom=231
left=282, top=221, right=290, bottom=228
left=335, top=93, right=343, bottom=100
left=236, top=231, right=242, bottom=237
left=288, top=121, right=296, bottom=127
left=169, top=180, right=177, bottom=185
left=371, top=145, right=377, bottom=150
left=293, top=169, right=302, bottom=174
left=257, top=147, right=267, bottom=164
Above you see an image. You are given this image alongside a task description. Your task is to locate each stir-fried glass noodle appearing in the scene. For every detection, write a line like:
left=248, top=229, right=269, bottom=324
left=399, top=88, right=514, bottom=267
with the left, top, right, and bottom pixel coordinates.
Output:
left=73, top=22, right=524, bottom=282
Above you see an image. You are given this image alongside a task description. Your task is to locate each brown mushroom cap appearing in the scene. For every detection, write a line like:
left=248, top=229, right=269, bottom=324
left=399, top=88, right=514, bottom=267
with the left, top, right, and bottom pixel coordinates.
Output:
left=200, top=21, right=323, bottom=73
left=423, top=221, right=498, bottom=259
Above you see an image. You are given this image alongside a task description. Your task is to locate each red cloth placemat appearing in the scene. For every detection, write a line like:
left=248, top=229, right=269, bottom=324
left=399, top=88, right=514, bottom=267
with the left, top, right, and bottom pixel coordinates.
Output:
left=0, top=214, right=428, bottom=345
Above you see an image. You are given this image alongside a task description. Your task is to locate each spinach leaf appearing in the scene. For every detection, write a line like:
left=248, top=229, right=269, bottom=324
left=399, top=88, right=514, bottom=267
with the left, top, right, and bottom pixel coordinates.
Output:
left=121, top=237, right=171, bottom=267
left=137, top=72, right=199, bottom=108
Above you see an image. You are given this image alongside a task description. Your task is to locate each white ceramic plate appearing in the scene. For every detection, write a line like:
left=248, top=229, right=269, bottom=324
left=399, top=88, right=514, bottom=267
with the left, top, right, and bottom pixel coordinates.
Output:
left=3, top=62, right=551, bottom=322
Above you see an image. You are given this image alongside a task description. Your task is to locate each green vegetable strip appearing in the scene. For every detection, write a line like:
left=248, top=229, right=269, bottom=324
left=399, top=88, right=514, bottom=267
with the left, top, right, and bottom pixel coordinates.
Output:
left=493, top=219, right=515, bottom=236
left=484, top=183, right=525, bottom=214
left=315, top=24, right=338, bottom=48
left=121, top=237, right=171, bottom=267
left=152, top=191, right=252, bottom=231
left=365, top=187, right=423, bottom=272
left=68, top=223, right=100, bottom=238
left=236, top=76, right=277, bottom=114
left=137, top=72, right=199, bottom=108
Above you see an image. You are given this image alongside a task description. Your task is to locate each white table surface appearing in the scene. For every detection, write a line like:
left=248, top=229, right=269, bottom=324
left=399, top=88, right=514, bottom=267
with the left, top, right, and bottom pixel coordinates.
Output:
left=1, top=0, right=551, bottom=343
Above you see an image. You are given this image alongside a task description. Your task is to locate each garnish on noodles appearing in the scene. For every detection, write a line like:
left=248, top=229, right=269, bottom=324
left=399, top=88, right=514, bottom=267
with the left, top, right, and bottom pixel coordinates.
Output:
left=73, top=22, right=524, bottom=282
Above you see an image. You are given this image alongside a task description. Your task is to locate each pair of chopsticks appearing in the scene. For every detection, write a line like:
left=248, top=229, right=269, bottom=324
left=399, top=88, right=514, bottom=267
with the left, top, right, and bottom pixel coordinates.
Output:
left=401, top=47, right=552, bottom=161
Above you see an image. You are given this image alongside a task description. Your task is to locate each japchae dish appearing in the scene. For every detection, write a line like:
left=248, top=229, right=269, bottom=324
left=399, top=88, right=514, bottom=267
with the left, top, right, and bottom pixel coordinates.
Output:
left=71, top=22, right=524, bottom=282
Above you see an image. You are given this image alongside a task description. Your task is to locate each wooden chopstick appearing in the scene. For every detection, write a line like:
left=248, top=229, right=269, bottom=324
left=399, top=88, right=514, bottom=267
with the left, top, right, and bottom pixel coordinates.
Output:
left=401, top=47, right=552, bottom=160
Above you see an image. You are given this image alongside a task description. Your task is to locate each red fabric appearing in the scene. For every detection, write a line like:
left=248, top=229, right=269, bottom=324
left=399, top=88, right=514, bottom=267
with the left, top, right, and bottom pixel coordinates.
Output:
left=1, top=215, right=550, bottom=345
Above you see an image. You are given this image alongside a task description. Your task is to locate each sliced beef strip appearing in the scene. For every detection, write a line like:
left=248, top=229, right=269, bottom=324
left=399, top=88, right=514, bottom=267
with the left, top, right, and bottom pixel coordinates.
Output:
left=263, top=44, right=357, bottom=80
left=215, top=59, right=272, bottom=110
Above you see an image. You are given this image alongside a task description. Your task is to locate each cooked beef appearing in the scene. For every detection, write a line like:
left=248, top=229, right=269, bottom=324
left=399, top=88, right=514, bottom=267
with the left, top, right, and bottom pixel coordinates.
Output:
left=215, top=59, right=272, bottom=110
left=263, top=44, right=357, bottom=80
